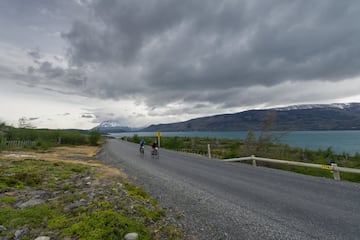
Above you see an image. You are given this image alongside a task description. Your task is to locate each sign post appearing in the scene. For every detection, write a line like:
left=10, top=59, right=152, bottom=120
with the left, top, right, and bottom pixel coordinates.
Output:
left=156, top=131, right=161, bottom=148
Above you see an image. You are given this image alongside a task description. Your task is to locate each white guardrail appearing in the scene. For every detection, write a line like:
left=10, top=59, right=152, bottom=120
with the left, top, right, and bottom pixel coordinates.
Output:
left=224, top=155, right=360, bottom=181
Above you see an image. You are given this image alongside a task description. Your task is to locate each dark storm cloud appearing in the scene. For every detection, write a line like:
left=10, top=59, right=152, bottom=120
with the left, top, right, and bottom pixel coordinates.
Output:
left=0, top=0, right=86, bottom=23
left=38, top=61, right=65, bottom=79
left=63, top=0, right=201, bottom=65
left=28, top=49, right=42, bottom=59
left=62, top=0, right=360, bottom=108
left=81, top=114, right=94, bottom=118
left=26, top=51, right=87, bottom=89
left=0, top=0, right=88, bottom=55
left=27, top=66, right=35, bottom=74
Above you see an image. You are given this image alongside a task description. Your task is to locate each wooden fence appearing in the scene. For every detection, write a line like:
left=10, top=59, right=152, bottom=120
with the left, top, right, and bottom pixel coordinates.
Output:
left=224, top=155, right=360, bottom=181
left=0, top=140, right=36, bottom=150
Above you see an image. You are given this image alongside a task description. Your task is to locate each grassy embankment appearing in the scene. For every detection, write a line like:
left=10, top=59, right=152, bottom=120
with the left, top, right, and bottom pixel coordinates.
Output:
left=124, top=134, right=360, bottom=183
left=0, top=125, right=183, bottom=239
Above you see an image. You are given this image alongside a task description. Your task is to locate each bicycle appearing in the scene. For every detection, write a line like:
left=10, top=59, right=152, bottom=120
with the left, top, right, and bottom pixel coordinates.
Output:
left=139, top=145, right=145, bottom=155
left=151, top=147, right=159, bottom=159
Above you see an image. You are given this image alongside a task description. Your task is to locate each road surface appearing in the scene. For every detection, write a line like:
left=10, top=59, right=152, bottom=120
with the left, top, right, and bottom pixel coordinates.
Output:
left=99, top=139, right=360, bottom=240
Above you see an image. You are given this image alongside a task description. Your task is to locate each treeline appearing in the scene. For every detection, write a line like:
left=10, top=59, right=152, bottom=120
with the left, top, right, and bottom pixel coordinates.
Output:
left=0, top=123, right=101, bottom=150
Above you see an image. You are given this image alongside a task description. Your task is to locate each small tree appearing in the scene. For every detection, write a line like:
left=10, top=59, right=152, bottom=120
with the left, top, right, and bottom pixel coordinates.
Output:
left=18, top=117, right=35, bottom=129
left=0, top=122, right=5, bottom=144
left=241, top=111, right=289, bottom=157
left=88, top=130, right=101, bottom=146
left=252, top=112, right=276, bottom=156
left=132, top=134, right=140, bottom=143
left=243, top=130, right=257, bottom=155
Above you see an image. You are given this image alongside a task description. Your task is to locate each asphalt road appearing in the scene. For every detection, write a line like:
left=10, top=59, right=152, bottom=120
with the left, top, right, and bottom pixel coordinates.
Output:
left=100, top=139, right=360, bottom=240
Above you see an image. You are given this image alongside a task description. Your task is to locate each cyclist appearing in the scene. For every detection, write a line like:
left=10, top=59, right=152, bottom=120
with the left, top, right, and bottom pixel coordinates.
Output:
left=139, top=139, right=145, bottom=153
left=151, top=141, right=158, bottom=155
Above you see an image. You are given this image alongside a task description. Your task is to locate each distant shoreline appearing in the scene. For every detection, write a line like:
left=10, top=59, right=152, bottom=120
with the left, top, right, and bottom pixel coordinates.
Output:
left=108, top=130, right=360, bottom=155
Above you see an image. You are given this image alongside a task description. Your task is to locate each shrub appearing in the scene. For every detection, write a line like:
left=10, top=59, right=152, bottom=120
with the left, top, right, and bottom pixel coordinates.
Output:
left=65, top=210, right=151, bottom=240
left=88, top=130, right=101, bottom=146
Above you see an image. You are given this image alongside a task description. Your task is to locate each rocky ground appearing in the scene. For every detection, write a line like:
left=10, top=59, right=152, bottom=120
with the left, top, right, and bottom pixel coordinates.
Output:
left=0, top=146, right=184, bottom=240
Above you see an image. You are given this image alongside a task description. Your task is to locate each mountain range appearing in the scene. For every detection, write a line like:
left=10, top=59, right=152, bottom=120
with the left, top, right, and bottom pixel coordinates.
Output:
left=141, top=103, right=360, bottom=131
left=94, top=103, right=360, bottom=132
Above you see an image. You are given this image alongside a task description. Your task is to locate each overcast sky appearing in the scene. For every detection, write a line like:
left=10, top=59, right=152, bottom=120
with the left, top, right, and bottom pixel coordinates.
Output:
left=1, top=0, right=360, bottom=129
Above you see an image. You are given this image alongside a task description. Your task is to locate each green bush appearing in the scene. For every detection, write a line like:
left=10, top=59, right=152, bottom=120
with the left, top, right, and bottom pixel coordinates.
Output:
left=88, top=130, right=101, bottom=146
left=66, top=210, right=151, bottom=240
left=132, top=134, right=141, bottom=143
left=2, top=125, right=88, bottom=149
left=60, top=132, right=87, bottom=145
left=0, top=204, right=56, bottom=228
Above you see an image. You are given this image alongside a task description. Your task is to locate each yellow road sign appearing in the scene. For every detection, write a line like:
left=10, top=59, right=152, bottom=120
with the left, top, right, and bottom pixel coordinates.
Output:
left=321, top=165, right=332, bottom=170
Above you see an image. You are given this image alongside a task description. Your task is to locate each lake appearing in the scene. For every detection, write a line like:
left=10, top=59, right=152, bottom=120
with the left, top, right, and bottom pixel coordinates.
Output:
left=108, top=130, right=360, bottom=155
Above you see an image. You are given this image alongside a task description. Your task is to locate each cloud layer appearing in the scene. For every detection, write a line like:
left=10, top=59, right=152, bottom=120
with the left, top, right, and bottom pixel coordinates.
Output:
left=61, top=0, right=360, bottom=110
left=2, top=0, right=360, bottom=128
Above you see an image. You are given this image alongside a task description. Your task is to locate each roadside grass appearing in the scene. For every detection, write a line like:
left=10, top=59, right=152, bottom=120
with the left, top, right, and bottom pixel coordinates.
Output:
left=124, top=135, right=360, bottom=183
left=0, top=146, right=183, bottom=240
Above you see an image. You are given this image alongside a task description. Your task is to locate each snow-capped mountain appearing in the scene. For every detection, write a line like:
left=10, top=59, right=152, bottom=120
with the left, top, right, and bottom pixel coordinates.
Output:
left=274, top=103, right=355, bottom=111
left=97, top=120, right=127, bottom=128
left=93, top=120, right=141, bottom=133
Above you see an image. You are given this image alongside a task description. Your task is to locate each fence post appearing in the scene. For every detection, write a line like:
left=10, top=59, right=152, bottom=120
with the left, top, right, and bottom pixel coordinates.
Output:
left=207, top=144, right=211, bottom=158
left=331, top=163, right=341, bottom=180
left=251, top=155, right=257, bottom=166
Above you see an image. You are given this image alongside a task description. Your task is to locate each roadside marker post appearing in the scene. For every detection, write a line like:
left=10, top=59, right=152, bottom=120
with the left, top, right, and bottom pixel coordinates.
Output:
left=208, top=144, right=211, bottom=158
left=331, top=163, right=341, bottom=181
left=157, top=132, right=161, bottom=148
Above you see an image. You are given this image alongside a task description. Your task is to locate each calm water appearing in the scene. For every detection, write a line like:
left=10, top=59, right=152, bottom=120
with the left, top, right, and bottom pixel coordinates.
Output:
left=109, top=130, right=360, bottom=155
